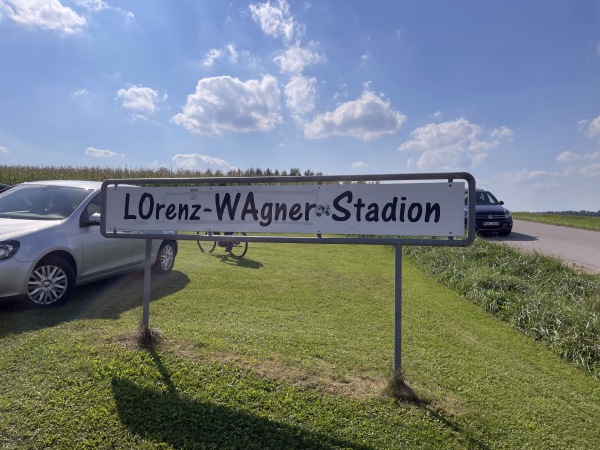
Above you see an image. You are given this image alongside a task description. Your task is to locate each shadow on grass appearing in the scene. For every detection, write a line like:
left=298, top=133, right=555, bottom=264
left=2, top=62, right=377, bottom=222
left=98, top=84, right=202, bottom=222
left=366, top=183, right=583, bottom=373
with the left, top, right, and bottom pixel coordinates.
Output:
left=111, top=378, right=371, bottom=449
left=0, top=270, right=190, bottom=338
left=212, top=253, right=264, bottom=269
left=111, top=347, right=371, bottom=450
left=385, top=370, right=421, bottom=404
left=385, top=372, right=491, bottom=449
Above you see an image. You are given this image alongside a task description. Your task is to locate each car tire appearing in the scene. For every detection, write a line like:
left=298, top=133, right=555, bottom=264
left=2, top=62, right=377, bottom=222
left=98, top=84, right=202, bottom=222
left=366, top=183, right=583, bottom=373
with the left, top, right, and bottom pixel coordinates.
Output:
left=152, top=241, right=176, bottom=274
left=25, top=256, right=75, bottom=308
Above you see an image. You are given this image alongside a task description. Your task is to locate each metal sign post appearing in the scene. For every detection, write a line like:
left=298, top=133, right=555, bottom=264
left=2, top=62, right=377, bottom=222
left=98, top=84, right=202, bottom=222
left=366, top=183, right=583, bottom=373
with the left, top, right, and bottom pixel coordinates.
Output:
left=142, top=238, right=152, bottom=331
left=101, top=172, right=476, bottom=372
left=394, top=243, right=403, bottom=372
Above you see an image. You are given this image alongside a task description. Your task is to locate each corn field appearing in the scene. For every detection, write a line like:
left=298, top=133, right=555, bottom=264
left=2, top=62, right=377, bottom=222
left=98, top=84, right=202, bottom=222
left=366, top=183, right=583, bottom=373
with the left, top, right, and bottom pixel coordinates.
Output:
left=0, top=164, right=323, bottom=185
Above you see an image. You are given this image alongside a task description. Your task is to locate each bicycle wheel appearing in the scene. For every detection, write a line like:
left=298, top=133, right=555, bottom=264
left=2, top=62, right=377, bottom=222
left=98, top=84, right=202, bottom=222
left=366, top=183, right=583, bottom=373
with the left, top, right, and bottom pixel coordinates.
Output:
left=197, top=231, right=216, bottom=253
left=228, top=232, right=248, bottom=258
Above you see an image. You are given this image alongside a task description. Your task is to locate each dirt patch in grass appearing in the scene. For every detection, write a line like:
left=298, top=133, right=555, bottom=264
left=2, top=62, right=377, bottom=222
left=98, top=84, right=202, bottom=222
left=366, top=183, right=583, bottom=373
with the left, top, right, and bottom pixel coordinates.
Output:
left=150, top=338, right=389, bottom=399
left=106, top=333, right=469, bottom=415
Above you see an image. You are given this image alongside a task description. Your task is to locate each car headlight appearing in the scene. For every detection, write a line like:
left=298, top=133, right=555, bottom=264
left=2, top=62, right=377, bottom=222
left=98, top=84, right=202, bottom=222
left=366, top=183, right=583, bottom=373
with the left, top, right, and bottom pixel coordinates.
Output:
left=504, top=210, right=512, bottom=219
left=0, top=240, right=20, bottom=260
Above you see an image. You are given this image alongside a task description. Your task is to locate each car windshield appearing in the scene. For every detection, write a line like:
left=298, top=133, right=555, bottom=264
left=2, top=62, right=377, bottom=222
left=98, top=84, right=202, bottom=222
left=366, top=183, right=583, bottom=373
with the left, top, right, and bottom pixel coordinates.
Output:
left=476, top=191, right=500, bottom=205
left=465, top=191, right=501, bottom=206
left=0, top=184, right=92, bottom=220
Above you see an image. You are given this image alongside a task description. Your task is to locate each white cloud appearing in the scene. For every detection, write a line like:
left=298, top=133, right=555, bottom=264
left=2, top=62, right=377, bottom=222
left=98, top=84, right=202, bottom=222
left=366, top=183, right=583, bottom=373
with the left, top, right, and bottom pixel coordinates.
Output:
left=584, top=115, right=600, bottom=138
left=333, top=83, right=349, bottom=102
left=202, top=43, right=238, bottom=68
left=71, top=88, right=93, bottom=110
left=352, top=161, right=367, bottom=168
left=73, top=0, right=134, bottom=21
left=274, top=41, right=324, bottom=74
left=491, top=126, right=514, bottom=140
left=72, top=88, right=89, bottom=97
left=226, top=43, right=238, bottom=62
left=84, top=147, right=120, bottom=158
left=116, top=85, right=160, bottom=114
left=555, top=150, right=600, bottom=179
left=1, top=0, right=86, bottom=34
left=73, top=0, right=107, bottom=12
left=398, top=118, right=510, bottom=170
left=556, top=150, right=600, bottom=162
left=0, top=145, right=9, bottom=154
left=304, top=90, right=406, bottom=140
left=172, top=153, right=235, bottom=171
left=577, top=119, right=589, bottom=132
left=202, top=48, right=223, bottom=68
left=249, top=0, right=300, bottom=44
left=497, top=169, right=560, bottom=183
left=171, top=75, right=282, bottom=136
left=581, top=163, right=600, bottom=178
left=493, top=169, right=597, bottom=212
left=284, top=75, right=316, bottom=122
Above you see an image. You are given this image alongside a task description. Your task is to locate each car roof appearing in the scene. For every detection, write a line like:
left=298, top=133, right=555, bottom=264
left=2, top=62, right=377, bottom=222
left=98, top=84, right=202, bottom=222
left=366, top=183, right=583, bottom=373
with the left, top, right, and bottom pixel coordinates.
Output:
left=21, top=180, right=103, bottom=190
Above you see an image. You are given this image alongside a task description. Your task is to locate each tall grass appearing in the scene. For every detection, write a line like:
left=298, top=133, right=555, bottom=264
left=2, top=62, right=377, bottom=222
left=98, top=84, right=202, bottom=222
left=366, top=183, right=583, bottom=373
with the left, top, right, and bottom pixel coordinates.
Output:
left=405, top=239, right=600, bottom=379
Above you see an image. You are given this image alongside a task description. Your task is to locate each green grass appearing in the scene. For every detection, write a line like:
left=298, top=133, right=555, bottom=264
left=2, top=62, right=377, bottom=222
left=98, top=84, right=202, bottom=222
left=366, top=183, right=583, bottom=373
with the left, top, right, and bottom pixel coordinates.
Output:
left=405, top=237, right=600, bottom=379
left=514, top=212, right=600, bottom=232
left=2, top=241, right=600, bottom=448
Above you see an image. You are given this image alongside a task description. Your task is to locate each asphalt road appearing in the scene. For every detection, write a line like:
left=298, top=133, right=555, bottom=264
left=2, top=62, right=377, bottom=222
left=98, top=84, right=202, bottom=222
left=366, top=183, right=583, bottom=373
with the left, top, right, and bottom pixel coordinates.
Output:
left=487, top=219, right=600, bottom=273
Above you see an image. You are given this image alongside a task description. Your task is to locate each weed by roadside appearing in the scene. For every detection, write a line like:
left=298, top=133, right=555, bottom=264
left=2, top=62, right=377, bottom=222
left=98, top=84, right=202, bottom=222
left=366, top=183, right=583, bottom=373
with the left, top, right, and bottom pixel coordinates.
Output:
left=405, top=238, right=600, bottom=379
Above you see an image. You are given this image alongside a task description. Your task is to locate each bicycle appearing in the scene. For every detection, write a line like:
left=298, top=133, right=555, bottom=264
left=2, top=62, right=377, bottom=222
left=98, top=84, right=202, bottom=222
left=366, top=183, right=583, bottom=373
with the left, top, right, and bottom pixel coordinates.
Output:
left=196, top=231, right=248, bottom=258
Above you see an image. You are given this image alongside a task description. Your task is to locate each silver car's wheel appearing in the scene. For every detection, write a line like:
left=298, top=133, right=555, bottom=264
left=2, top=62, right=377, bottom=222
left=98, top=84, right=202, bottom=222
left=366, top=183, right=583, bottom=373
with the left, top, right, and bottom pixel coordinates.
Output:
left=153, top=241, right=176, bottom=274
left=26, top=257, right=75, bottom=307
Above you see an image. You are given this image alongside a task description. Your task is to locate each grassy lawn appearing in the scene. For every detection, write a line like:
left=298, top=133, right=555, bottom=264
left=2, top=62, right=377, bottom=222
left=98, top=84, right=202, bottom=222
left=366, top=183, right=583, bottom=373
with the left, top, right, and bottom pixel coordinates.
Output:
left=1, top=240, right=600, bottom=448
left=514, top=212, right=600, bottom=232
left=405, top=237, right=600, bottom=380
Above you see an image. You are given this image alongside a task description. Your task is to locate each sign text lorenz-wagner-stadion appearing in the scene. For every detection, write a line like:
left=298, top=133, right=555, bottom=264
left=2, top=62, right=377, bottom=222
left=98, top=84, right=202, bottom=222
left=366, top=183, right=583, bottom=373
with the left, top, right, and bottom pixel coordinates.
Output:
left=105, top=182, right=465, bottom=237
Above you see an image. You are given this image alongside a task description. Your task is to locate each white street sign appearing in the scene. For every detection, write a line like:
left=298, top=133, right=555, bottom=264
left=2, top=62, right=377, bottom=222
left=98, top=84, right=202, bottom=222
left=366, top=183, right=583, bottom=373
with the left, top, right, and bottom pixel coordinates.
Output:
left=105, top=182, right=465, bottom=237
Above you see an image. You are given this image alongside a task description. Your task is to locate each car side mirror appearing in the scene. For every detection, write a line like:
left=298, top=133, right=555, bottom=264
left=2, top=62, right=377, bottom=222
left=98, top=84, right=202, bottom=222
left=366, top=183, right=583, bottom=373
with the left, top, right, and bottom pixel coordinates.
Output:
left=499, top=200, right=504, bottom=205
left=80, top=211, right=101, bottom=227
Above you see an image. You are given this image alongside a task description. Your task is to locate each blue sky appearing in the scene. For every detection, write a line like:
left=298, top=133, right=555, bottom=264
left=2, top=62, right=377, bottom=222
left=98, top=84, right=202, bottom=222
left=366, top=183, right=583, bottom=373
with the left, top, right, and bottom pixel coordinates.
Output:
left=1, top=0, right=599, bottom=212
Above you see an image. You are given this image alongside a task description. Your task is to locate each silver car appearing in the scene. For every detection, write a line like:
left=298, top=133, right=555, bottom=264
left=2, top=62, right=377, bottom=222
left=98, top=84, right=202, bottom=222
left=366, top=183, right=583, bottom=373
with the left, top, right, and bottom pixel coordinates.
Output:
left=0, top=180, right=177, bottom=307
